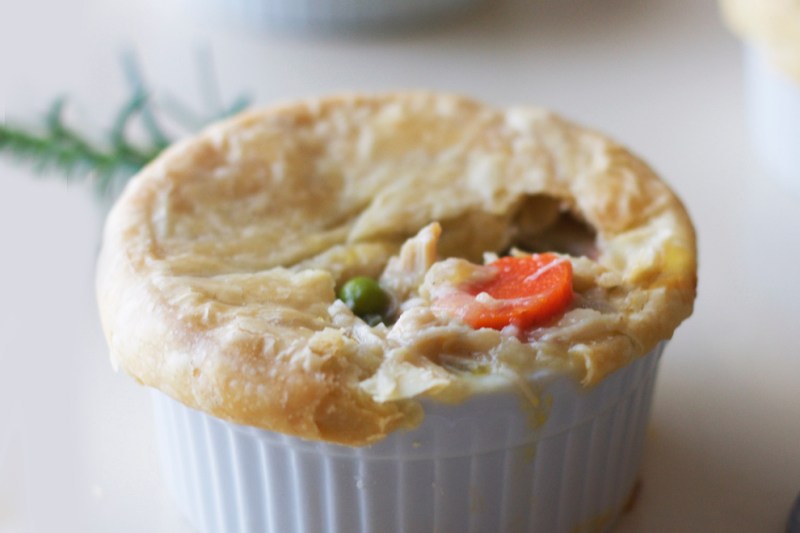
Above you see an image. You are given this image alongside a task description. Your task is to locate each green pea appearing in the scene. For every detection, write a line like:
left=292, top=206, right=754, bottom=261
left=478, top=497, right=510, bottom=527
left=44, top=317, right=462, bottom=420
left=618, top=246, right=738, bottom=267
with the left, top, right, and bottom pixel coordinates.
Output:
left=338, top=276, right=391, bottom=323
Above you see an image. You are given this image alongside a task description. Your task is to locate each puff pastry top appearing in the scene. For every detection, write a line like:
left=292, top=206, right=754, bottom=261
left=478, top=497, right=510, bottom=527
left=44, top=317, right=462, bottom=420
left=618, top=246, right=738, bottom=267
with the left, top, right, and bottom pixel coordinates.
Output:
left=721, top=0, right=800, bottom=82
left=97, top=93, right=696, bottom=446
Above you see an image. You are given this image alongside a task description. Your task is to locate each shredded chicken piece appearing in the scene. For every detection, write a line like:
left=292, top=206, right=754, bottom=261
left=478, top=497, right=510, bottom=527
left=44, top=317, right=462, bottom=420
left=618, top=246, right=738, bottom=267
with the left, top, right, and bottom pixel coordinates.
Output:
left=379, top=223, right=442, bottom=301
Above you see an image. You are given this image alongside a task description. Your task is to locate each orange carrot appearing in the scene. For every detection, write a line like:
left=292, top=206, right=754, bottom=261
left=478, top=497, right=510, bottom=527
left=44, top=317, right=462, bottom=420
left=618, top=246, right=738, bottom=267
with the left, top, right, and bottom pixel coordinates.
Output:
left=439, top=254, right=573, bottom=331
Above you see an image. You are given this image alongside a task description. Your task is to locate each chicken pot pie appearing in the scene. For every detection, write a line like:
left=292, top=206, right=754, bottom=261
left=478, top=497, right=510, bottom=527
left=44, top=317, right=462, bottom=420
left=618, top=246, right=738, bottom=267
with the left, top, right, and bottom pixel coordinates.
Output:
left=97, top=92, right=696, bottom=446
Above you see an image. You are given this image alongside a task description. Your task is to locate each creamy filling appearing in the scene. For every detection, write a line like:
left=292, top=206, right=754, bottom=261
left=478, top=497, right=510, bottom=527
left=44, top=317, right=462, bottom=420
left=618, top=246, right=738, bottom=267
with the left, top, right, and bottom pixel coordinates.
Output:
left=328, top=221, right=626, bottom=403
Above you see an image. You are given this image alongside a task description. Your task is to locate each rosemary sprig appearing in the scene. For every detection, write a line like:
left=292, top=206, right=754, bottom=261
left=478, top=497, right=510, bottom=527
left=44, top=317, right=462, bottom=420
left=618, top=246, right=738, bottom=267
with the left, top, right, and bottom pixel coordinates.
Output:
left=0, top=51, right=251, bottom=199
left=0, top=113, right=125, bottom=187
left=120, top=51, right=172, bottom=152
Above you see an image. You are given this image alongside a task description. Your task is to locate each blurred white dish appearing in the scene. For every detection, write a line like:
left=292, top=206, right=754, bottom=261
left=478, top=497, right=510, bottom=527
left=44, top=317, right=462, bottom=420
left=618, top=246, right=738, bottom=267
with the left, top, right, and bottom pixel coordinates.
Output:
left=744, top=45, right=800, bottom=197
left=178, top=0, right=485, bottom=31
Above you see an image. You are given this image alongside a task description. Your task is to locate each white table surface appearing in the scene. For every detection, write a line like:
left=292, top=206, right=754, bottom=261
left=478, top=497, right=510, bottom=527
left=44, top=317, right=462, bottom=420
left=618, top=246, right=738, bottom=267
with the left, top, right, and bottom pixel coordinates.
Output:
left=1, top=0, right=799, bottom=531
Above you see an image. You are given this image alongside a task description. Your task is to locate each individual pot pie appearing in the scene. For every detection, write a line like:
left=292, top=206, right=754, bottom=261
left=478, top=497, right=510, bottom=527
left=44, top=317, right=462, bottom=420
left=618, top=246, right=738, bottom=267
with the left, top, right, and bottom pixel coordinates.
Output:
left=720, top=0, right=800, bottom=194
left=720, top=0, right=800, bottom=84
left=97, top=92, right=696, bottom=533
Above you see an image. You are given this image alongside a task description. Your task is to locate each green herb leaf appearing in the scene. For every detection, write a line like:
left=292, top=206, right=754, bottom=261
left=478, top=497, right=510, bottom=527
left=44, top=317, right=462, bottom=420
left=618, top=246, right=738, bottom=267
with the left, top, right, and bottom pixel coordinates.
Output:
left=0, top=50, right=251, bottom=200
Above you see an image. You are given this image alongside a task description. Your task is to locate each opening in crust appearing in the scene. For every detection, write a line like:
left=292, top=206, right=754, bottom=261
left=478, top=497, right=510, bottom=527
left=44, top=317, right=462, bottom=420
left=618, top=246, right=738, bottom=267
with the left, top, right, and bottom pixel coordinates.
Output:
left=509, top=194, right=599, bottom=260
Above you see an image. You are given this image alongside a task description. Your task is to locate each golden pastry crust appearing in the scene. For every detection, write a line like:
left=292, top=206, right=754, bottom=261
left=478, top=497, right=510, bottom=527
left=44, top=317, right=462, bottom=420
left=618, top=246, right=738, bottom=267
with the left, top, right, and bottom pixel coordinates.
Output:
left=721, top=0, right=800, bottom=82
left=97, top=93, right=696, bottom=445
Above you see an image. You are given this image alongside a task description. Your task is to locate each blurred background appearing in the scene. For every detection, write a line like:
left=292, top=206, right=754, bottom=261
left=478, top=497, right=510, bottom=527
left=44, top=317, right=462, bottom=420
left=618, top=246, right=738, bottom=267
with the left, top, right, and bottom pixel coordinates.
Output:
left=1, top=0, right=799, bottom=531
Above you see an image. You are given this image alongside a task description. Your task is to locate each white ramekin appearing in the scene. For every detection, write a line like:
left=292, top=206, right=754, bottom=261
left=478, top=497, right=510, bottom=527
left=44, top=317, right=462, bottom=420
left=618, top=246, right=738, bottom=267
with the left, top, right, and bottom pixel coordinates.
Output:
left=175, top=0, right=485, bottom=31
left=151, top=342, right=665, bottom=533
left=744, top=45, right=800, bottom=197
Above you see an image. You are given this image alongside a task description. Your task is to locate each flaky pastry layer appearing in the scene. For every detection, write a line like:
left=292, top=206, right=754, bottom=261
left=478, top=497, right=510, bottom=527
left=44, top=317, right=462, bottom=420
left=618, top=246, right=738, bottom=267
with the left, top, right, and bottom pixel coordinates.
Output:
left=97, top=93, right=696, bottom=445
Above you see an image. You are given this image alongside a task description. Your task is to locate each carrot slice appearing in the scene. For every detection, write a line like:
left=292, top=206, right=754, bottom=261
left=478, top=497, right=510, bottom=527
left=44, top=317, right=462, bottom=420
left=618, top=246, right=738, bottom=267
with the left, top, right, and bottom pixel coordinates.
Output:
left=457, top=254, right=573, bottom=331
